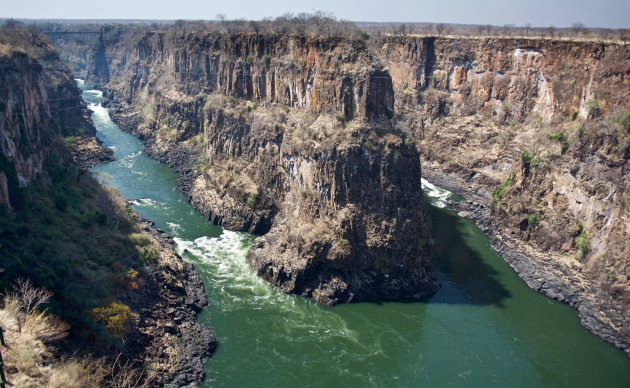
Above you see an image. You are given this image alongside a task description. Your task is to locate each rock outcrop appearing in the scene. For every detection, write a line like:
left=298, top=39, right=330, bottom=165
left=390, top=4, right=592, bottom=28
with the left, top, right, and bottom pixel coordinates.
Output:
left=125, top=218, right=215, bottom=387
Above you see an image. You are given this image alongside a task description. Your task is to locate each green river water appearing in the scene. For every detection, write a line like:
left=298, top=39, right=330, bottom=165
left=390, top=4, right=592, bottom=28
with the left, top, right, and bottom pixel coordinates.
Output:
left=80, top=81, right=630, bottom=387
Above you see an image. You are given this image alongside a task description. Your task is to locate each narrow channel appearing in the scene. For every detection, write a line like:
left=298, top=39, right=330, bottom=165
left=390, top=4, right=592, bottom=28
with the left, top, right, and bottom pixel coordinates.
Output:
left=80, top=80, right=630, bottom=387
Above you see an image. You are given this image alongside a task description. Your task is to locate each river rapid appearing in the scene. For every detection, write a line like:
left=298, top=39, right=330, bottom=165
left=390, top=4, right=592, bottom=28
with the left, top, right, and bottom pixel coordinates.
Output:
left=80, top=80, right=630, bottom=387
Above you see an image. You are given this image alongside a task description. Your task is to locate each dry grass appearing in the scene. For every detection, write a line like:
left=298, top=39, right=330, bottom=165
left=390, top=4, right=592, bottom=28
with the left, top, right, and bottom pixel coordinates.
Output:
left=0, top=281, right=152, bottom=387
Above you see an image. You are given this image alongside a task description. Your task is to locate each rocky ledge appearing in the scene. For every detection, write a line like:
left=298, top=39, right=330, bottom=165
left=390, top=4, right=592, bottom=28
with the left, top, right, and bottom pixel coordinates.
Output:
left=68, top=135, right=115, bottom=169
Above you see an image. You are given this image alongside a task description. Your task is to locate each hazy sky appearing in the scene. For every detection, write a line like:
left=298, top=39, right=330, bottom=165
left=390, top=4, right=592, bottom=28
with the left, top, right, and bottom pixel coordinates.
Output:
left=2, top=0, right=629, bottom=28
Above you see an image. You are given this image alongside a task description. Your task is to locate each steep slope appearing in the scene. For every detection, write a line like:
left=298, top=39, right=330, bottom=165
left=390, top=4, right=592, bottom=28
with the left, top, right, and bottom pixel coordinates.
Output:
left=0, top=28, right=213, bottom=385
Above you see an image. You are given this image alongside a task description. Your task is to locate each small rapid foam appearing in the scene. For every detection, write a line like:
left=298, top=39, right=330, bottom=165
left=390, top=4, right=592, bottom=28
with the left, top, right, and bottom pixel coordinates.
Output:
left=84, top=89, right=103, bottom=97
left=421, top=178, right=454, bottom=208
left=88, top=103, right=109, bottom=121
left=173, top=231, right=363, bottom=344
left=130, top=198, right=165, bottom=208
left=166, top=222, right=182, bottom=236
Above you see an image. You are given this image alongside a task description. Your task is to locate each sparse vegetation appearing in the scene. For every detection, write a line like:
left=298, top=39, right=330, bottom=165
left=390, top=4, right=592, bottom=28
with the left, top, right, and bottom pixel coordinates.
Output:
left=548, top=131, right=569, bottom=154
left=491, top=174, right=514, bottom=210
left=338, top=238, right=351, bottom=257
left=574, top=221, right=590, bottom=259
left=586, top=99, right=602, bottom=117
left=528, top=212, right=541, bottom=228
left=404, top=135, right=416, bottom=148
left=246, top=192, right=258, bottom=209
left=195, top=152, right=209, bottom=174
left=0, top=280, right=151, bottom=387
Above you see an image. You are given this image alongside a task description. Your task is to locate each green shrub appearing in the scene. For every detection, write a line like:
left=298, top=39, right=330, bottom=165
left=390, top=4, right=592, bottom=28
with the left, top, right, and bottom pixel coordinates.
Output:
left=612, top=110, right=630, bottom=132
left=521, top=150, right=533, bottom=163
left=263, top=54, right=271, bottom=66
left=363, top=140, right=373, bottom=149
left=128, top=232, right=151, bottom=247
left=194, top=150, right=209, bottom=173
left=245, top=55, right=253, bottom=65
left=64, top=136, right=78, bottom=149
left=404, top=135, right=416, bottom=148
left=585, top=99, right=601, bottom=117
left=549, top=131, right=569, bottom=154
left=575, top=230, right=590, bottom=258
left=527, top=212, right=540, bottom=228
left=571, top=111, right=578, bottom=121
left=88, top=300, right=134, bottom=339
left=338, top=239, right=351, bottom=256
left=491, top=174, right=514, bottom=210
left=247, top=192, right=258, bottom=209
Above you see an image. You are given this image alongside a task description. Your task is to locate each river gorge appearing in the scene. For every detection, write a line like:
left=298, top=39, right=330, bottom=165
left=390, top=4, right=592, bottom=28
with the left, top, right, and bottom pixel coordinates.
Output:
left=80, top=80, right=630, bottom=387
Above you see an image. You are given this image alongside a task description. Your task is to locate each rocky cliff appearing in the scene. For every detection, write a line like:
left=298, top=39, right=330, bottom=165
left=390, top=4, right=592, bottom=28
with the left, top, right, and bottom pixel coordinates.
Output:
left=0, top=29, right=113, bottom=210
left=381, top=36, right=630, bottom=355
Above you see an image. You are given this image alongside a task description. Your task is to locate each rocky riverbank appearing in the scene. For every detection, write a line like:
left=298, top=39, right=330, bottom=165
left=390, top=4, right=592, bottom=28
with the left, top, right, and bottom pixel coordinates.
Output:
left=86, top=103, right=215, bottom=387
left=123, top=216, right=215, bottom=387
left=422, top=163, right=630, bottom=356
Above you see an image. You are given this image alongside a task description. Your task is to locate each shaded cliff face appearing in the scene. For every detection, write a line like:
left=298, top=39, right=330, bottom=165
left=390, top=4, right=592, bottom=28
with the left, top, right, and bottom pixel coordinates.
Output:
left=0, top=30, right=100, bottom=208
left=381, top=36, right=630, bottom=355
left=74, top=30, right=438, bottom=304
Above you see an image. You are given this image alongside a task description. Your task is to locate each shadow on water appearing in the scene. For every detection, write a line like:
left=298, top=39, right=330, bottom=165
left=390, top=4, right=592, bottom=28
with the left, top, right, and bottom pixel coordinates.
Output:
left=426, top=203, right=511, bottom=307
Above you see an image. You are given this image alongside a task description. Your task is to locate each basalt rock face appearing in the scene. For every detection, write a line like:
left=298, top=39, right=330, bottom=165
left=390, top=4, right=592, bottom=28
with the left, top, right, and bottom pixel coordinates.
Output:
left=383, top=37, right=629, bottom=120
left=381, top=36, right=630, bottom=355
left=69, top=31, right=438, bottom=304
left=0, top=30, right=108, bottom=209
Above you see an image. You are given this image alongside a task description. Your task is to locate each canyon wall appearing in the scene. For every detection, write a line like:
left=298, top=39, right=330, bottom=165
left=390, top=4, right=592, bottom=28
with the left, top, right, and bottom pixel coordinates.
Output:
left=382, top=36, right=630, bottom=355
left=0, top=30, right=114, bottom=211
left=58, top=29, right=629, bottom=353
